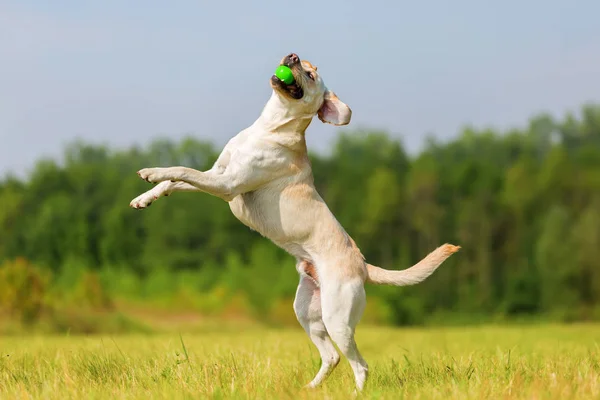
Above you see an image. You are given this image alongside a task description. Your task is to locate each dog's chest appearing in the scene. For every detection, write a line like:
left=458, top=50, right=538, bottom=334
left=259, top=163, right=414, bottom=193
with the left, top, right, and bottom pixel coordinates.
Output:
left=229, top=190, right=277, bottom=237
left=229, top=191, right=312, bottom=261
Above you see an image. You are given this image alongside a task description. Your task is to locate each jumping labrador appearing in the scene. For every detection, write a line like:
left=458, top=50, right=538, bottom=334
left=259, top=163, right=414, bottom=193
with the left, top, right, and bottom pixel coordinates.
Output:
left=130, top=52, right=460, bottom=391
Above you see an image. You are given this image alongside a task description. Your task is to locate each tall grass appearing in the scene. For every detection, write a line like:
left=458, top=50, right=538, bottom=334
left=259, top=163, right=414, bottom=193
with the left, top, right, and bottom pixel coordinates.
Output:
left=1, top=324, right=598, bottom=399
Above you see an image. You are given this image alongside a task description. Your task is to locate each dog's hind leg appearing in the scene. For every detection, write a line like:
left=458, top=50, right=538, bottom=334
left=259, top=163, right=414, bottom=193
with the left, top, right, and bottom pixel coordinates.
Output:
left=320, top=277, right=369, bottom=391
left=293, top=263, right=340, bottom=388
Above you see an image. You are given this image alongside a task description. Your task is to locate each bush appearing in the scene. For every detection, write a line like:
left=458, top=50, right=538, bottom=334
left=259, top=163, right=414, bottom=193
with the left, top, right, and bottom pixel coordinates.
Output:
left=0, top=258, right=50, bottom=324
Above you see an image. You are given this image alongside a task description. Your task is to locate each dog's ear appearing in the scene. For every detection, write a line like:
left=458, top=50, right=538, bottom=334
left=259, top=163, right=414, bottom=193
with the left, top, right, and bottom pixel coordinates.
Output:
left=317, top=90, right=352, bottom=126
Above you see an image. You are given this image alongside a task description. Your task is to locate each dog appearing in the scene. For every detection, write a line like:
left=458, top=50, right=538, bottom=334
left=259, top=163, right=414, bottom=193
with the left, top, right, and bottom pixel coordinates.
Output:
left=129, top=52, right=460, bottom=391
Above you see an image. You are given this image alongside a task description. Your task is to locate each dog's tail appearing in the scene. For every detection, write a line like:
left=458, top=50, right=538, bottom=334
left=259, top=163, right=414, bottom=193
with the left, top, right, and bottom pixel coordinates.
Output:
left=366, top=243, right=460, bottom=286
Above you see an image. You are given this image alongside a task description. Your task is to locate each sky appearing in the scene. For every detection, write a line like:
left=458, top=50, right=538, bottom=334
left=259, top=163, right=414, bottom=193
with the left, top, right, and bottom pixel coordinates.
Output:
left=2, top=0, right=600, bottom=177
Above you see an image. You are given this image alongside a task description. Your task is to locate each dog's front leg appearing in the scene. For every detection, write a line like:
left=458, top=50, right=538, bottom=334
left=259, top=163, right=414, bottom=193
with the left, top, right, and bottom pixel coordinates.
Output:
left=129, top=180, right=200, bottom=209
left=137, top=166, right=243, bottom=201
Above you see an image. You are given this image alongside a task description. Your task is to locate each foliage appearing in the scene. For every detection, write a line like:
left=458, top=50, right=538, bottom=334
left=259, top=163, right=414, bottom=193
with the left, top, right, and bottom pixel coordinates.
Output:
left=0, top=258, right=49, bottom=324
left=2, top=104, right=600, bottom=329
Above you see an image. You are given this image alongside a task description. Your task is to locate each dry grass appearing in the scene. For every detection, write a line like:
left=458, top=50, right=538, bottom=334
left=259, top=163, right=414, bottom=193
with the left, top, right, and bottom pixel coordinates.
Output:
left=1, top=324, right=599, bottom=399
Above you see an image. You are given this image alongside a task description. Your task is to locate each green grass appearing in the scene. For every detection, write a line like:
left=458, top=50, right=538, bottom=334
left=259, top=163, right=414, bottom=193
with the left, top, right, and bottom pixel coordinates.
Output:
left=1, top=324, right=599, bottom=399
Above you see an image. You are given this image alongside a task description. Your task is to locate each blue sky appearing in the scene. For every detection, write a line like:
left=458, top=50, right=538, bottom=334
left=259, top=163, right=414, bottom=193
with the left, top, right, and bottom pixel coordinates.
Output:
left=2, top=0, right=599, bottom=176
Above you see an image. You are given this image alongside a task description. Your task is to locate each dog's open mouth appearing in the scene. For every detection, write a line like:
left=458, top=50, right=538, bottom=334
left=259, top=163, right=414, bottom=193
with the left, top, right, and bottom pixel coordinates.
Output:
left=271, top=75, right=303, bottom=100
left=270, top=53, right=304, bottom=100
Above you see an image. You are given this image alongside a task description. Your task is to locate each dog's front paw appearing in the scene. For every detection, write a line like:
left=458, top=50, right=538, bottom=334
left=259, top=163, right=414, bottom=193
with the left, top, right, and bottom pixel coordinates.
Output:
left=137, top=168, right=168, bottom=183
left=129, top=192, right=159, bottom=209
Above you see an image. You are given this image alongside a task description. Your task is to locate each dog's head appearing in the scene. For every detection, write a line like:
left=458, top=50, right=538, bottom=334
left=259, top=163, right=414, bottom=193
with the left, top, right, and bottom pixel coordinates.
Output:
left=269, top=53, right=352, bottom=126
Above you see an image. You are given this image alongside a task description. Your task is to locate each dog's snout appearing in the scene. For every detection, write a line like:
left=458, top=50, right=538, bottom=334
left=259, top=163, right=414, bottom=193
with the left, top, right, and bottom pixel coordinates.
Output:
left=284, top=53, right=300, bottom=66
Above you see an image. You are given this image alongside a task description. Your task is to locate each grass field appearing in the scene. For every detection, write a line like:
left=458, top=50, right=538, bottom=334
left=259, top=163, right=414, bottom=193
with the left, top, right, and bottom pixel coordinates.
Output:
left=1, top=324, right=598, bottom=399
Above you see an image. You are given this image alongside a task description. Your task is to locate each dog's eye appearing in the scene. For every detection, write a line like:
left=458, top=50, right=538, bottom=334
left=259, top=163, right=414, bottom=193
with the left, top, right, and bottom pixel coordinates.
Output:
left=307, top=72, right=315, bottom=81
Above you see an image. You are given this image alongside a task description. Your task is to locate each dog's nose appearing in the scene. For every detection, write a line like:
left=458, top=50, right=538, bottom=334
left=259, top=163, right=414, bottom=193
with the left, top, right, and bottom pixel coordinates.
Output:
left=284, top=53, right=300, bottom=66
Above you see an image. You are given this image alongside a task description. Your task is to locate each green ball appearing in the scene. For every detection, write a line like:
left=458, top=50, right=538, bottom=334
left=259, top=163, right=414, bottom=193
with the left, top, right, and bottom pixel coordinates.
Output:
left=275, top=65, right=295, bottom=85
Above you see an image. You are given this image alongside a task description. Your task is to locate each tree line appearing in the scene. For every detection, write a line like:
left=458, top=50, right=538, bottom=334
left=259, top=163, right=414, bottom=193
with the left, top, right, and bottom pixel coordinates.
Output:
left=1, top=103, right=600, bottom=327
